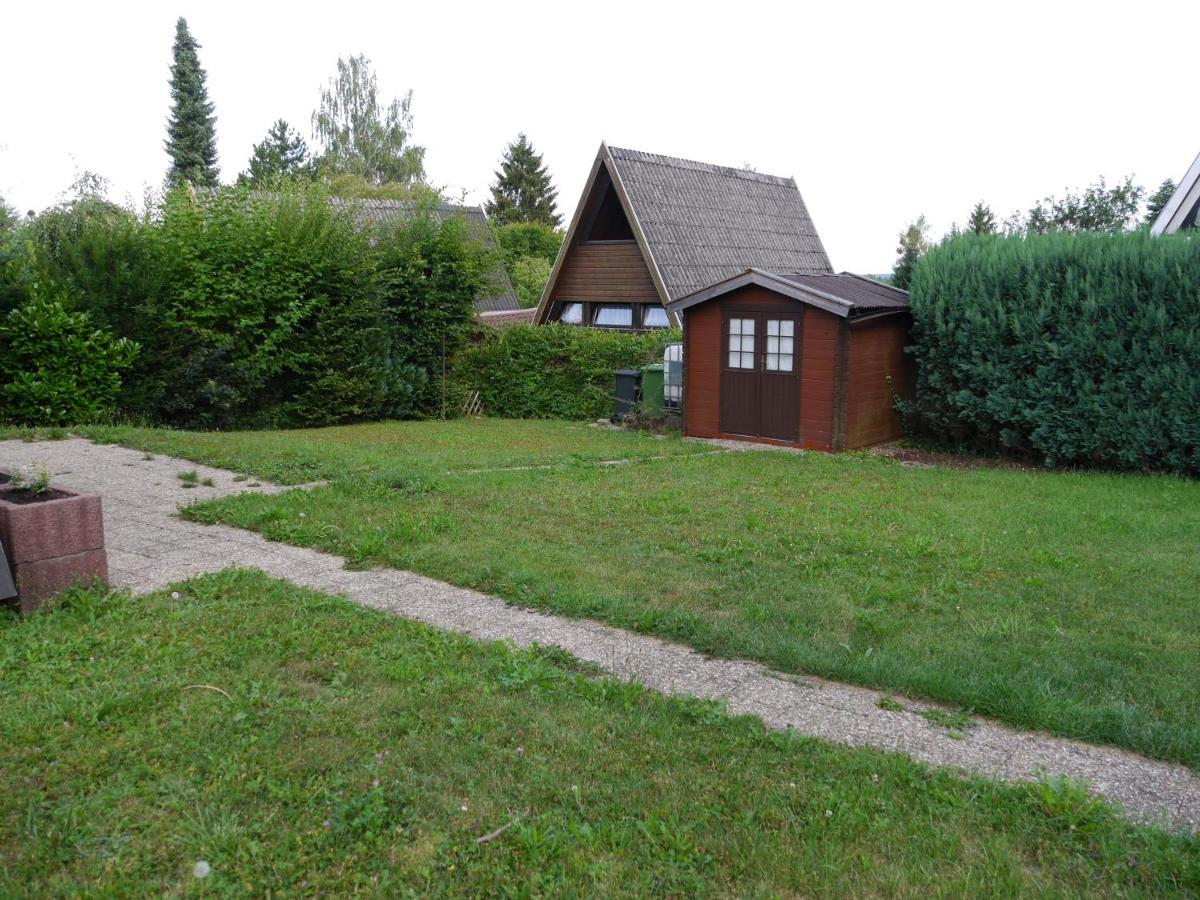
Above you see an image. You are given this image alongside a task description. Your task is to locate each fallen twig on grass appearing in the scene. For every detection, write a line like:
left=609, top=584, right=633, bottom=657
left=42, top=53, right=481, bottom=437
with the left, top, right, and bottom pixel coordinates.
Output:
left=182, top=684, right=233, bottom=701
left=475, top=818, right=519, bottom=845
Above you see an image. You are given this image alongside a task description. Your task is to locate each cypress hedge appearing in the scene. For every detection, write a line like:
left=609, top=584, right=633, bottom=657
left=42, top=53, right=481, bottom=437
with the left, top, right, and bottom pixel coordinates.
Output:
left=905, top=231, right=1200, bottom=474
left=451, top=323, right=680, bottom=419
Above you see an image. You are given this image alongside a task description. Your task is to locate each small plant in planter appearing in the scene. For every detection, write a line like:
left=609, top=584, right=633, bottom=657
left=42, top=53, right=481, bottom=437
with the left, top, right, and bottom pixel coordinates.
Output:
left=0, top=463, right=108, bottom=614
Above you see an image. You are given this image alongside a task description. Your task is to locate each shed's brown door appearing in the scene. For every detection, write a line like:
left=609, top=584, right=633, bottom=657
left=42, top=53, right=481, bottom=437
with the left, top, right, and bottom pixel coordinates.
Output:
left=719, top=312, right=800, bottom=441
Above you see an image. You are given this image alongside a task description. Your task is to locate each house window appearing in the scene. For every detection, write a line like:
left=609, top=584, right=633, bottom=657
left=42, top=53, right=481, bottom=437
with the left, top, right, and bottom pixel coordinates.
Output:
left=642, top=306, right=670, bottom=328
left=560, top=302, right=583, bottom=324
left=594, top=304, right=633, bottom=328
left=765, top=320, right=795, bottom=372
left=728, top=318, right=755, bottom=369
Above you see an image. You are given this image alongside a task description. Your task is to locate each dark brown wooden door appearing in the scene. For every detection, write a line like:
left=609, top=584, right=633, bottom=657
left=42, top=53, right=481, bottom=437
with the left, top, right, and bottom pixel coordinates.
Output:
left=719, top=312, right=801, bottom=441
left=759, top=316, right=800, bottom=440
left=719, top=314, right=760, bottom=436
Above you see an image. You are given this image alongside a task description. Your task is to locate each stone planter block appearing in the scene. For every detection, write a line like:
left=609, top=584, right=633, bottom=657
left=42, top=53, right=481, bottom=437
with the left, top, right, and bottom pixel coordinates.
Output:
left=0, top=485, right=108, bottom=613
left=8, top=549, right=109, bottom=614
left=0, top=491, right=104, bottom=564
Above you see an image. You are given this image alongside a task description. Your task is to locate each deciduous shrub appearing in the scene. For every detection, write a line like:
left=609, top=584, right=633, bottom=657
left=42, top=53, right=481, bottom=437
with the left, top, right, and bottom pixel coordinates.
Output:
left=451, top=323, right=680, bottom=419
left=3, top=182, right=488, bottom=428
left=0, top=287, right=138, bottom=425
left=904, top=231, right=1200, bottom=474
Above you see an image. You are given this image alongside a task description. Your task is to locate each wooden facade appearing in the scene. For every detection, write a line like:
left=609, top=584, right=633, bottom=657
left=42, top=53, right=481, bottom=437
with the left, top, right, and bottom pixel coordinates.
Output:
left=678, top=283, right=913, bottom=451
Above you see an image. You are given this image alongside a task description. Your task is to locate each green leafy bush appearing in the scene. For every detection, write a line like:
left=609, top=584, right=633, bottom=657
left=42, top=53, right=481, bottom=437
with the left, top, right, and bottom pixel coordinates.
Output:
left=510, top=255, right=551, bottom=308
left=452, top=323, right=680, bottom=419
left=494, top=222, right=562, bottom=268
left=905, top=231, right=1200, bottom=474
left=4, top=182, right=488, bottom=428
left=0, top=287, right=138, bottom=425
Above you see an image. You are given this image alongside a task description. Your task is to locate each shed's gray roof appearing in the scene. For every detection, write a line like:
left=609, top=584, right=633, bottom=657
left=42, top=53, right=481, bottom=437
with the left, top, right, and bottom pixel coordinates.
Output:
left=331, top=198, right=520, bottom=313
left=779, top=272, right=909, bottom=311
left=667, top=269, right=908, bottom=319
left=606, top=146, right=832, bottom=301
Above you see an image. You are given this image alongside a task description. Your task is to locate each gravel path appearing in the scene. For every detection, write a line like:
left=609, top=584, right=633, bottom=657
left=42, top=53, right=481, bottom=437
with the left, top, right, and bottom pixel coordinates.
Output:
left=4, top=437, right=1199, bottom=832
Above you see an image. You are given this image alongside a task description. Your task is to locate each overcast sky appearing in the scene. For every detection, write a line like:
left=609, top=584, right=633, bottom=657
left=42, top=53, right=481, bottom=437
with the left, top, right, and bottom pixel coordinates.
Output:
left=3, top=1, right=1197, bottom=273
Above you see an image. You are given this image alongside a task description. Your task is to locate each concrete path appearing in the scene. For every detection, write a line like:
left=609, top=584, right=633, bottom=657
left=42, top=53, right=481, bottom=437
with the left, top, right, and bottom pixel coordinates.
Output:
left=4, top=437, right=1199, bottom=832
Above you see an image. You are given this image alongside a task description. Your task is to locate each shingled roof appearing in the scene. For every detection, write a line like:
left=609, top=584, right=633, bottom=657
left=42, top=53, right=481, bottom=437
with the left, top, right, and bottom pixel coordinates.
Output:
left=605, top=146, right=832, bottom=301
left=331, top=198, right=520, bottom=313
left=667, top=269, right=908, bottom=319
left=535, top=143, right=833, bottom=326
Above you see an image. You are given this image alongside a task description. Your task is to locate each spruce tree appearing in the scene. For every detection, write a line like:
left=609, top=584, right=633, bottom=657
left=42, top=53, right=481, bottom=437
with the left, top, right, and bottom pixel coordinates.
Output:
left=241, top=120, right=310, bottom=185
left=891, top=216, right=929, bottom=291
left=966, top=201, right=996, bottom=235
left=1145, top=178, right=1176, bottom=224
left=486, top=134, right=560, bottom=227
left=165, top=17, right=219, bottom=188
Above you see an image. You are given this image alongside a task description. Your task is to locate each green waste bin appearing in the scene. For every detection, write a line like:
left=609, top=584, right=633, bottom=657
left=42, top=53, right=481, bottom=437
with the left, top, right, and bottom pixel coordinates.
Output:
left=641, top=363, right=665, bottom=416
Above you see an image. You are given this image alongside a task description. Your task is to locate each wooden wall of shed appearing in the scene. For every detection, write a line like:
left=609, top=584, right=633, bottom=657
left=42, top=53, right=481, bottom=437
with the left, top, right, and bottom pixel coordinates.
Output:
left=549, top=242, right=659, bottom=304
left=844, top=314, right=913, bottom=449
left=682, top=301, right=721, bottom=437
left=799, top=308, right=839, bottom=451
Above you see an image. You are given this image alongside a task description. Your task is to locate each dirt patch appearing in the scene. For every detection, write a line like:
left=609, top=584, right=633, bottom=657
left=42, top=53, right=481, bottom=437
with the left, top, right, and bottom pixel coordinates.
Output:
left=0, top=488, right=74, bottom=505
left=870, top=442, right=1039, bottom=472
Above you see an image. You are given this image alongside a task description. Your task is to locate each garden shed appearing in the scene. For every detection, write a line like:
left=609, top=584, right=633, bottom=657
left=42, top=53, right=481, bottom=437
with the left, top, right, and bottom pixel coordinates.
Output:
left=667, top=269, right=913, bottom=450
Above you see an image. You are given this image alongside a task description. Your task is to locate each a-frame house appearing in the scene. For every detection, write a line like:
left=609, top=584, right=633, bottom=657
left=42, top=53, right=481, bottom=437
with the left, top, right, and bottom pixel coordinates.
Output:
left=535, top=143, right=833, bottom=330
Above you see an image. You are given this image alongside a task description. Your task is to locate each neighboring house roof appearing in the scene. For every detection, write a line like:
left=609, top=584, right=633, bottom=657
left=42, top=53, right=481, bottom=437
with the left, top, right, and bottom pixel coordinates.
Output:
left=331, top=198, right=520, bottom=313
left=477, top=308, right=536, bottom=328
left=535, top=142, right=831, bottom=325
left=667, top=269, right=909, bottom=320
left=1151, top=151, right=1200, bottom=236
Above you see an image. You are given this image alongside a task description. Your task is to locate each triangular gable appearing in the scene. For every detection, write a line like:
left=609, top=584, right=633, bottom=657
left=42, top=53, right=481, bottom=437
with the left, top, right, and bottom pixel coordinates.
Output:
left=535, top=143, right=673, bottom=325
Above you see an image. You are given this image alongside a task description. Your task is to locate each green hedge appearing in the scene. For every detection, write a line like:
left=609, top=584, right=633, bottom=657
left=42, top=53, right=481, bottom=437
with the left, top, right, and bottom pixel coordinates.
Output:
left=451, top=323, right=680, bottom=419
left=1, top=183, right=488, bottom=429
left=905, top=231, right=1200, bottom=474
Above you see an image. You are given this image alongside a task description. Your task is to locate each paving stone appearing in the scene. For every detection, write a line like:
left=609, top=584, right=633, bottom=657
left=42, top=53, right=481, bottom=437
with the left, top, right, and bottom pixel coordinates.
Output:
left=3, top=436, right=1198, bottom=832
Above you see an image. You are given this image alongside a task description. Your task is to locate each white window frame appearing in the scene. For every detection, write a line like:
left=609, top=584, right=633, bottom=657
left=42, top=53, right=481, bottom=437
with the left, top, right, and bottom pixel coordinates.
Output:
left=765, top=319, right=795, bottom=372
left=642, top=306, right=671, bottom=329
left=593, top=304, right=633, bottom=328
left=727, top=317, right=755, bottom=369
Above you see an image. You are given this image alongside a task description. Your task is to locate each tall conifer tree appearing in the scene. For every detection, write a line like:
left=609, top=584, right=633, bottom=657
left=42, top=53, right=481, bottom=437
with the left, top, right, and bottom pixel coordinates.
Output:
left=486, top=134, right=560, bottom=227
left=165, top=17, right=219, bottom=188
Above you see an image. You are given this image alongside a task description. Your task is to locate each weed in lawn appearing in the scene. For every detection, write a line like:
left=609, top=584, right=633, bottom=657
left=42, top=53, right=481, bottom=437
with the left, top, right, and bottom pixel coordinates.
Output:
left=877, top=696, right=905, bottom=712
left=915, top=707, right=975, bottom=737
left=177, top=470, right=199, bottom=488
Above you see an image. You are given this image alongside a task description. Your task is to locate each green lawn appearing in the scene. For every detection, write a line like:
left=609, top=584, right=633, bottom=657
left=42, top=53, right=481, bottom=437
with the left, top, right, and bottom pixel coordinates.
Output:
left=76, top=420, right=1200, bottom=768
left=3, top=572, right=1196, bottom=895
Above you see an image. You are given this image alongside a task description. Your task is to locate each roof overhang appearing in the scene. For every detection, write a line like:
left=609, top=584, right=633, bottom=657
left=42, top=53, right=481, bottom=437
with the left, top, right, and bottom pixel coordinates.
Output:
left=534, top=142, right=677, bottom=326
left=1151, top=150, right=1200, bottom=236
left=668, top=268, right=889, bottom=319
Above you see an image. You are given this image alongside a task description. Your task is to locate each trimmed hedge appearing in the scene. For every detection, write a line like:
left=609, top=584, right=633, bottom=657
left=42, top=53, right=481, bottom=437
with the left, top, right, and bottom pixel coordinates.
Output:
left=2, top=183, right=488, bottom=429
left=451, top=323, right=680, bottom=419
left=905, top=231, right=1200, bottom=474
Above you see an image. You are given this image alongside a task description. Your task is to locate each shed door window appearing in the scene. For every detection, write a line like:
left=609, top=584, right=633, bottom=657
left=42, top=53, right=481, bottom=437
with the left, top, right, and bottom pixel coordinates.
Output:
left=728, top=318, right=755, bottom=369
left=765, top=320, right=795, bottom=372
